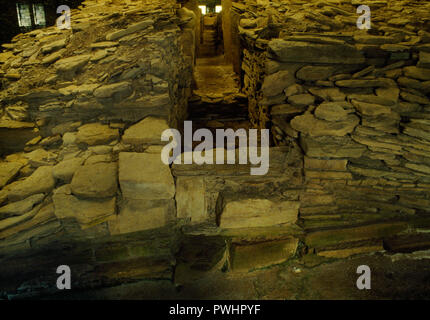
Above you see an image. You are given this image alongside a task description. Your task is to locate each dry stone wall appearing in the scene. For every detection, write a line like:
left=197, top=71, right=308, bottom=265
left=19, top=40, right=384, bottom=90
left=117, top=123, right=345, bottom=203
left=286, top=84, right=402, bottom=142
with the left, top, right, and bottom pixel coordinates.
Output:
left=235, top=0, right=430, bottom=256
left=1, top=0, right=430, bottom=297
left=0, top=0, right=197, bottom=295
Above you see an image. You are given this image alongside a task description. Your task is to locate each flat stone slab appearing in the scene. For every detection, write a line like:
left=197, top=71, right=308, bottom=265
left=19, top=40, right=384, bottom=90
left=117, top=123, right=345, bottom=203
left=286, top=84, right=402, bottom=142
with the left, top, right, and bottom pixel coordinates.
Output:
left=0, top=162, right=23, bottom=188
left=291, top=113, right=359, bottom=137
left=24, top=149, right=57, bottom=167
left=76, top=123, right=119, bottom=146
left=93, top=81, right=132, bottom=99
left=5, top=166, right=55, bottom=202
left=53, top=185, right=116, bottom=227
left=261, top=70, right=295, bottom=97
left=220, top=199, right=299, bottom=229
left=315, top=102, right=350, bottom=121
left=122, top=117, right=169, bottom=146
left=268, top=40, right=365, bottom=64
left=119, top=152, right=175, bottom=200
left=54, top=54, right=91, bottom=78
left=230, top=239, right=298, bottom=271
left=108, top=199, right=173, bottom=235
left=0, top=193, right=45, bottom=219
left=71, top=162, right=118, bottom=198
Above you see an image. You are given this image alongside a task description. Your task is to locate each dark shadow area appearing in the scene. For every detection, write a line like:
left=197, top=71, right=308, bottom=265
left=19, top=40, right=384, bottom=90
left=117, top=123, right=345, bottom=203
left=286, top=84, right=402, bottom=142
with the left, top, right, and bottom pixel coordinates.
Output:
left=0, top=0, right=85, bottom=49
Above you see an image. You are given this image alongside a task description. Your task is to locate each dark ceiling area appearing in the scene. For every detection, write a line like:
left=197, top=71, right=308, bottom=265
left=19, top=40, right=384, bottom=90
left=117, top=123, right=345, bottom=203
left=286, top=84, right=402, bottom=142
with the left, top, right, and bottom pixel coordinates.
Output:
left=0, top=0, right=85, bottom=48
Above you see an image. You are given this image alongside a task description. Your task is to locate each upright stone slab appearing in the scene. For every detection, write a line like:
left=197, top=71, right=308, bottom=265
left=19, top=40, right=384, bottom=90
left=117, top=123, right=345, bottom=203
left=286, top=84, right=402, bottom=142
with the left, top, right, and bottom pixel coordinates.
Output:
left=70, top=162, right=118, bottom=199
left=176, top=177, right=206, bottom=223
left=108, top=199, right=174, bottom=235
left=119, top=152, right=175, bottom=200
left=220, top=199, right=299, bottom=229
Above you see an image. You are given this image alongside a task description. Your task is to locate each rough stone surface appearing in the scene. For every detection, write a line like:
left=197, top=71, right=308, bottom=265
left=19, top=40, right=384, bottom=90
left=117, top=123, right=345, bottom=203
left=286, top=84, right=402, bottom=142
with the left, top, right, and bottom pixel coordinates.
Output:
left=119, top=152, right=175, bottom=200
left=176, top=177, right=206, bottom=223
left=122, top=117, right=169, bottom=146
left=71, top=163, right=118, bottom=199
left=76, top=123, right=119, bottom=146
left=108, top=199, right=173, bottom=235
left=53, top=158, right=84, bottom=183
left=53, top=185, right=116, bottom=227
left=5, top=166, right=55, bottom=202
left=220, top=199, right=299, bottom=229
left=0, top=162, right=23, bottom=188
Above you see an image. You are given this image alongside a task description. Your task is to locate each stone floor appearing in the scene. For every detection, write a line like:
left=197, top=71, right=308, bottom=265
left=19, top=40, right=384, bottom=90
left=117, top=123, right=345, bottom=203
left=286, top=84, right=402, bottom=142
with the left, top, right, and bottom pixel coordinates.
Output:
left=38, top=250, right=430, bottom=300
left=187, top=55, right=250, bottom=138
left=193, top=55, right=240, bottom=98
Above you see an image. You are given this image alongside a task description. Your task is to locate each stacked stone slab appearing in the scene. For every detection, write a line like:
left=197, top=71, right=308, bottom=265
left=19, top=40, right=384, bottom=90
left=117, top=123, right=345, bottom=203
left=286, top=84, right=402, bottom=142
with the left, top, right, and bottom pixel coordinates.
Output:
left=0, top=0, right=194, bottom=155
left=234, top=0, right=430, bottom=258
left=0, top=0, right=196, bottom=295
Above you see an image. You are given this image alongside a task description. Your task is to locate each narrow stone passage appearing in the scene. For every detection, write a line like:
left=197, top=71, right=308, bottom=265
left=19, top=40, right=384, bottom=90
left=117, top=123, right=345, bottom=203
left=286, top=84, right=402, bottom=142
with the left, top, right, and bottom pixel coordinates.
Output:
left=187, top=56, right=250, bottom=136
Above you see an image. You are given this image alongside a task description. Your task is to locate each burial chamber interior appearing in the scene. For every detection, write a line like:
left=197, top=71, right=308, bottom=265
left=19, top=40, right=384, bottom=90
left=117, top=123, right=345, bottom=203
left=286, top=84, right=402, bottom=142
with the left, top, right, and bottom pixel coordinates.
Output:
left=0, top=0, right=429, bottom=299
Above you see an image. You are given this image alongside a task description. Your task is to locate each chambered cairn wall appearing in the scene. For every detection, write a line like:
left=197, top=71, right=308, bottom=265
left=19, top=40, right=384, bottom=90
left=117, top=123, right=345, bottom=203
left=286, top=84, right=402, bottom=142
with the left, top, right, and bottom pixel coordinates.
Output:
left=0, top=0, right=430, bottom=298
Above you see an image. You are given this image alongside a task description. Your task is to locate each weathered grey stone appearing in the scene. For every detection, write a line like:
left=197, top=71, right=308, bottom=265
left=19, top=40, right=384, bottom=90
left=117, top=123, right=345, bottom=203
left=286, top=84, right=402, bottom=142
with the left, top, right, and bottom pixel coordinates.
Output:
left=353, top=34, right=403, bottom=45
left=400, top=91, right=430, bottom=105
left=71, top=162, right=118, bottom=198
left=119, top=152, right=175, bottom=200
left=262, top=70, right=295, bottom=97
left=220, top=199, right=299, bottom=229
left=122, top=117, right=169, bottom=146
left=284, top=84, right=305, bottom=97
left=76, top=123, right=119, bottom=146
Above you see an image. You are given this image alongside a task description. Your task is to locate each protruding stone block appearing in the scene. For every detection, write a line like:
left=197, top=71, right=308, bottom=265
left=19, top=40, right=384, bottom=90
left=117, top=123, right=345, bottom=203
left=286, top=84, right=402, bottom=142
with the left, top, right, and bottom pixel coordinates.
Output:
left=220, top=199, right=299, bottom=229
left=119, top=152, right=175, bottom=200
